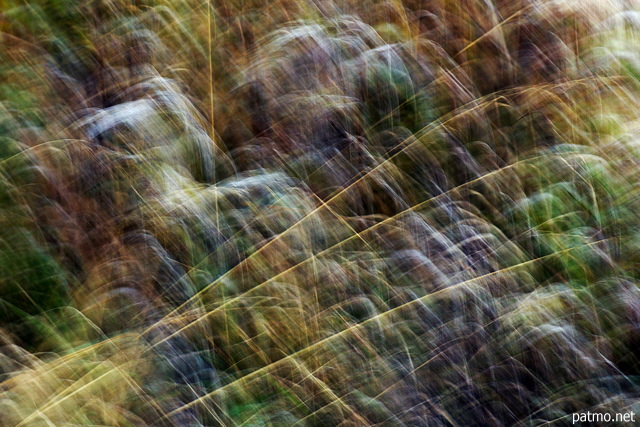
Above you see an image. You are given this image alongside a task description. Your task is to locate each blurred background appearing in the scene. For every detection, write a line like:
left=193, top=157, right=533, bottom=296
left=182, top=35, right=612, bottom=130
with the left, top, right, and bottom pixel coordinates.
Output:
left=1, top=0, right=640, bottom=424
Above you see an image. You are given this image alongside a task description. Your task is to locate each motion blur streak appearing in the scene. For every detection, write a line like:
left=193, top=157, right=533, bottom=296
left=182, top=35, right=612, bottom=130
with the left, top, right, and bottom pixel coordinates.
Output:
left=1, top=0, right=640, bottom=425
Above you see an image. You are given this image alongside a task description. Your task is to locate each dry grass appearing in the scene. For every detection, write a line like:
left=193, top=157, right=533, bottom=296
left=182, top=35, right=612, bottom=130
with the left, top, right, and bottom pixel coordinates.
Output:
left=1, top=0, right=640, bottom=425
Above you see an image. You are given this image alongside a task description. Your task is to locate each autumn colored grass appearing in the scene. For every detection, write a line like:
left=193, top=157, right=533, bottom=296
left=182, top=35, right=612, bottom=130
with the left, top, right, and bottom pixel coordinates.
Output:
left=1, top=0, right=640, bottom=425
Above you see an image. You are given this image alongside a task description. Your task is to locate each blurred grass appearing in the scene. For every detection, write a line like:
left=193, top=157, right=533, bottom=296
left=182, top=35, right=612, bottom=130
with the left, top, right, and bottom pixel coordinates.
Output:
left=1, top=0, right=640, bottom=425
